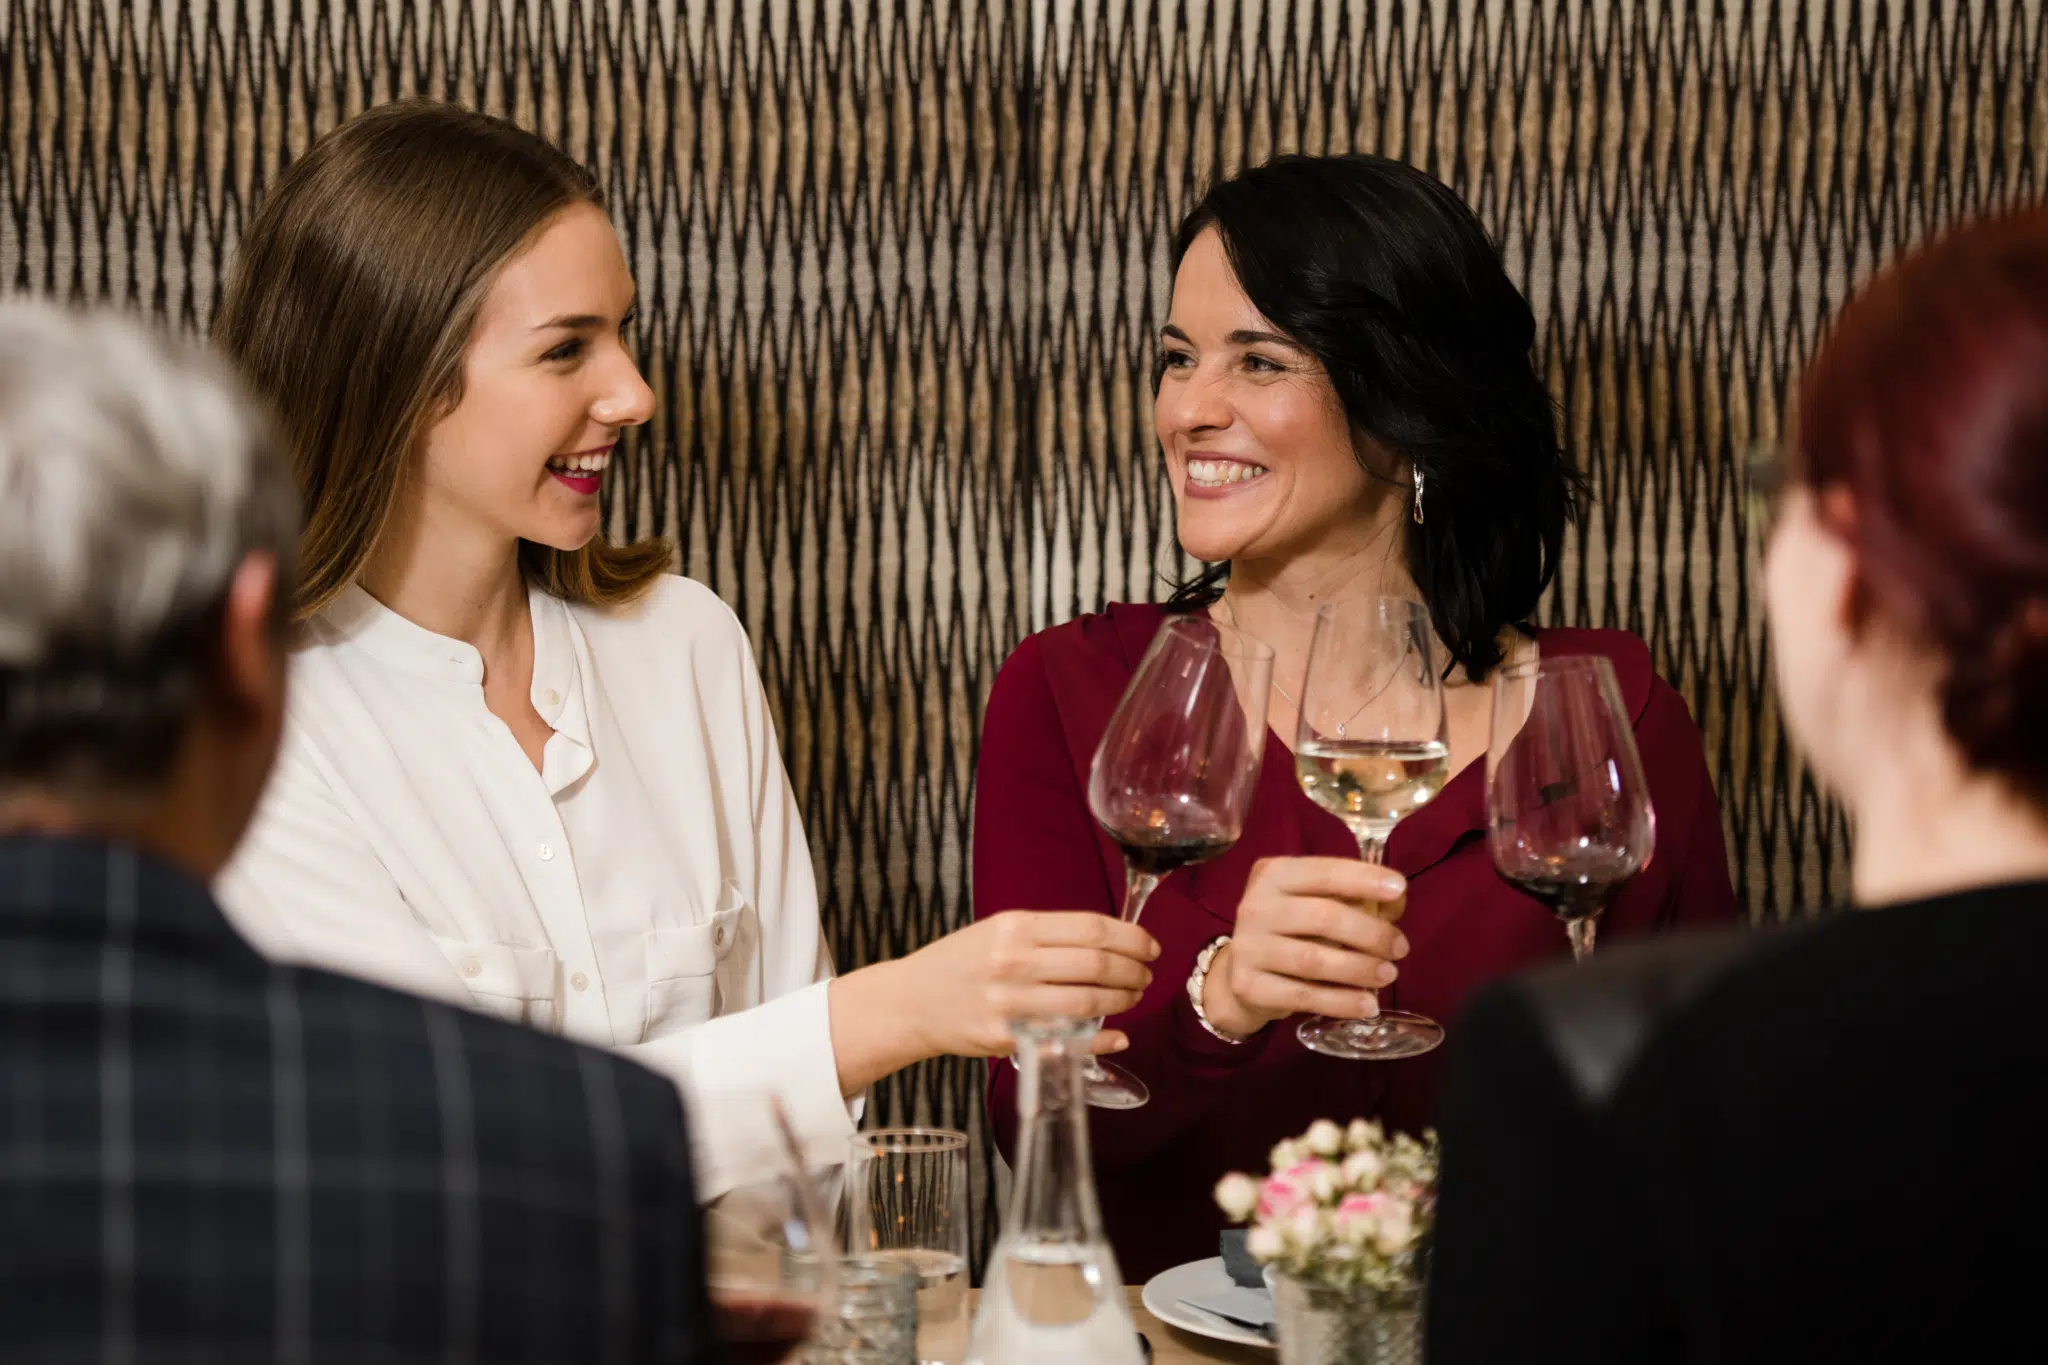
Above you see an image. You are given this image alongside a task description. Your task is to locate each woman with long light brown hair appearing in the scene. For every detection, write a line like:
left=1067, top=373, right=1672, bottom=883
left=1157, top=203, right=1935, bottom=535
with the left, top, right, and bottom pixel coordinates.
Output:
left=212, top=100, right=1156, bottom=1196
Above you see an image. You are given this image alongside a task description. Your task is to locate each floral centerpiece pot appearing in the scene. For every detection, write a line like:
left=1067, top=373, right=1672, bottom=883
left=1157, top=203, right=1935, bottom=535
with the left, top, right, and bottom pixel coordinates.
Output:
left=1214, top=1119, right=1436, bottom=1365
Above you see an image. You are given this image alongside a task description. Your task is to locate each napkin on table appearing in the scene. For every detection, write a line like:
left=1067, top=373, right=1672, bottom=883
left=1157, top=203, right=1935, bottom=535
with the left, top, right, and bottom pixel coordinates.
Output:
left=1174, top=1232, right=1277, bottom=1340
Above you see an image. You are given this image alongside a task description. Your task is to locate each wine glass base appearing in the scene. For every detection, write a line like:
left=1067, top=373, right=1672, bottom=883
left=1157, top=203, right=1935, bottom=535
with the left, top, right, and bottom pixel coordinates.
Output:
left=1297, top=1011, right=1444, bottom=1060
left=1082, top=1059, right=1151, bottom=1110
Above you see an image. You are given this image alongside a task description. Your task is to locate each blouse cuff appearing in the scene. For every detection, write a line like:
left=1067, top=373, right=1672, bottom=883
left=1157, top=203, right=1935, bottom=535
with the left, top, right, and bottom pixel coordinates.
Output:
left=627, top=980, right=860, bottom=1200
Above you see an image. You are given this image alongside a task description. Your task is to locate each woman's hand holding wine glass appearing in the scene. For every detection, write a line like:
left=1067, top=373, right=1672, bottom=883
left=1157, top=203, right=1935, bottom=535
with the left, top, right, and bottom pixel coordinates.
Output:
left=1199, top=856, right=1413, bottom=1039
left=894, top=910, right=1159, bottom=1058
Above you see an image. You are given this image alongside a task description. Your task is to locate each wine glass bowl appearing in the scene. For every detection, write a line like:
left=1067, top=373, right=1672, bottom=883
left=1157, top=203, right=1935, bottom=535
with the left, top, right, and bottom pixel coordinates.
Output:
left=1292, top=599, right=1450, bottom=1061
left=705, top=1098, right=837, bottom=1365
left=1485, top=654, right=1656, bottom=961
left=1083, top=615, right=1274, bottom=1109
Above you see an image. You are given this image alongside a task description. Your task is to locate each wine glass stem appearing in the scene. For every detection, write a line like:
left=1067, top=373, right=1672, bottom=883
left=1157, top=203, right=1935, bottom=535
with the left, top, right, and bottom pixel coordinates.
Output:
left=1567, top=914, right=1599, bottom=962
left=1120, top=864, right=1163, bottom=926
left=1350, top=829, right=1393, bottom=1029
left=1083, top=861, right=1162, bottom=1084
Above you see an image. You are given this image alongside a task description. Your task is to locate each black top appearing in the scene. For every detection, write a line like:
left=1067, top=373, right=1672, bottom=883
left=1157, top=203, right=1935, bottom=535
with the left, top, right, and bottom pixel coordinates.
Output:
left=0, top=834, right=716, bottom=1364
left=1426, top=882, right=2048, bottom=1364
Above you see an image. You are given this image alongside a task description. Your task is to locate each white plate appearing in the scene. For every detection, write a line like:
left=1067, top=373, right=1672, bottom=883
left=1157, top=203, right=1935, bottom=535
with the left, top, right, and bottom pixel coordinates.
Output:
left=1140, top=1256, right=1276, bottom=1351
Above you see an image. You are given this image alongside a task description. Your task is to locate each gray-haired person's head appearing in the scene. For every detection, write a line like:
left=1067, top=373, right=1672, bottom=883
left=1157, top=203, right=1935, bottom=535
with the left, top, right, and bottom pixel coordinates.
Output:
left=0, top=301, right=296, bottom=799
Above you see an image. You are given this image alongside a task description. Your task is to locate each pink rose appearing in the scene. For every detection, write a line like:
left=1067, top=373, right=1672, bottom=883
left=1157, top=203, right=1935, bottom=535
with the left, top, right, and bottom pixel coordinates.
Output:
left=1337, top=1193, right=1386, bottom=1219
left=1258, top=1174, right=1308, bottom=1220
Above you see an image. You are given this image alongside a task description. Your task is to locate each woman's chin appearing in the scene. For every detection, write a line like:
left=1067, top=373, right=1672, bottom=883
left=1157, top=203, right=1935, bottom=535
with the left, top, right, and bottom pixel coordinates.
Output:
left=1174, top=514, right=1261, bottom=567
left=1175, top=488, right=1297, bottom=565
left=522, top=516, right=602, bottom=555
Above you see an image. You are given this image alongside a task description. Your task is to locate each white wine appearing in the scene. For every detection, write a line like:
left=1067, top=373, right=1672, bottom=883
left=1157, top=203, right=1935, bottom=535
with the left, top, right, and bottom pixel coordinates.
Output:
left=1295, top=738, right=1451, bottom=826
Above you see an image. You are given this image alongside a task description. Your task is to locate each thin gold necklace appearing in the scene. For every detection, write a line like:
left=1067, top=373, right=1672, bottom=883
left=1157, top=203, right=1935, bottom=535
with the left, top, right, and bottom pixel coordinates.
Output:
left=1222, top=594, right=1376, bottom=736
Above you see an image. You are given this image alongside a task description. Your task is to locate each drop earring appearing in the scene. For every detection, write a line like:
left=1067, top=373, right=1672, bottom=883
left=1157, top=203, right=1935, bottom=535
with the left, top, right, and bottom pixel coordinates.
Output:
left=1412, top=465, right=1425, bottom=524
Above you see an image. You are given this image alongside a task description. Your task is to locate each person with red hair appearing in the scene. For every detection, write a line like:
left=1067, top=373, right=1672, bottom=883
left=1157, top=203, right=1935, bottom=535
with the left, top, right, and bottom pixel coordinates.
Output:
left=1425, top=207, right=2048, bottom=1364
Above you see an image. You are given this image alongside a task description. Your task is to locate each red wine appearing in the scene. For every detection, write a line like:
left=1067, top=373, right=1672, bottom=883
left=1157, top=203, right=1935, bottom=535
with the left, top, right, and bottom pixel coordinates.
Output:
left=711, top=1294, right=816, bottom=1365
left=1503, top=872, right=1624, bottom=921
left=1106, top=828, right=1234, bottom=876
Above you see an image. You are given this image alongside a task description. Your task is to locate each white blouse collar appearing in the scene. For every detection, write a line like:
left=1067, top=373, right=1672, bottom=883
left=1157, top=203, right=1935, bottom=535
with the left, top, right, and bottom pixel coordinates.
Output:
left=322, top=582, right=487, bottom=685
left=321, top=582, right=586, bottom=733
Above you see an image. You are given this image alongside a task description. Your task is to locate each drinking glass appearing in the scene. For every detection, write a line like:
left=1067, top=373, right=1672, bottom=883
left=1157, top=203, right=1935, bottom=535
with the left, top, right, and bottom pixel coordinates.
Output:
left=708, top=1098, right=839, bottom=1365
left=848, top=1128, right=971, bottom=1365
left=1084, top=615, right=1274, bottom=1108
left=1485, top=654, right=1656, bottom=960
left=804, top=1257, right=919, bottom=1365
left=1291, top=599, right=1449, bottom=1060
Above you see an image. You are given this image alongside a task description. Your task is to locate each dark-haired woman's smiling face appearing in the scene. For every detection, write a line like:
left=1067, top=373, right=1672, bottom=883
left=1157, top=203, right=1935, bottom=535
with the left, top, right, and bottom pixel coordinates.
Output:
left=1156, top=228, right=1384, bottom=569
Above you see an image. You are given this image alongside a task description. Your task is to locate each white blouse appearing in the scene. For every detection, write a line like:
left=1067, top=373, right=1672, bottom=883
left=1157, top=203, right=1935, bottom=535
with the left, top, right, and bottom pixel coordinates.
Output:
left=216, top=575, right=856, bottom=1197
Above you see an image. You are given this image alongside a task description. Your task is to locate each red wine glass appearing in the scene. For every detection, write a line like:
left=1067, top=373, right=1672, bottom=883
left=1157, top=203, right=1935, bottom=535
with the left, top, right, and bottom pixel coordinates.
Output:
left=707, top=1098, right=837, bottom=1363
left=1082, top=615, right=1274, bottom=1109
left=1485, top=654, right=1657, bottom=961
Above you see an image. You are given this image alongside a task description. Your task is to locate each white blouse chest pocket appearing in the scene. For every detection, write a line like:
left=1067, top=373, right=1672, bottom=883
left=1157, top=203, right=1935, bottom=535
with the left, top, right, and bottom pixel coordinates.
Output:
left=428, top=935, right=561, bottom=1034
left=641, top=896, right=749, bottom=1041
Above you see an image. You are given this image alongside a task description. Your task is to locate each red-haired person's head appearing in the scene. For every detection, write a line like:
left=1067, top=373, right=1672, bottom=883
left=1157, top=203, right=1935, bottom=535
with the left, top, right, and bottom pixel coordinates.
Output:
left=1766, top=206, right=2048, bottom=896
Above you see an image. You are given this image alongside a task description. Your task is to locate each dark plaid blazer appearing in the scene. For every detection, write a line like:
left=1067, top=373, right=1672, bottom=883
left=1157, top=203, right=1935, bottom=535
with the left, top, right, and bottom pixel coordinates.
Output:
left=0, top=835, right=717, bottom=1364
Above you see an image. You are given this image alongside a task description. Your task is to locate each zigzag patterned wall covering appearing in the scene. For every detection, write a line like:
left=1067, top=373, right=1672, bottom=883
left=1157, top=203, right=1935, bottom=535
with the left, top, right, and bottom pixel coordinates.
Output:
left=7, top=0, right=2044, bottom=1264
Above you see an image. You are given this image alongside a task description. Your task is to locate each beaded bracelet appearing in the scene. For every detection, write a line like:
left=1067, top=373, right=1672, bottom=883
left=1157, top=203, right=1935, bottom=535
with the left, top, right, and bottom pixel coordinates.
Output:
left=1187, top=935, right=1252, bottom=1044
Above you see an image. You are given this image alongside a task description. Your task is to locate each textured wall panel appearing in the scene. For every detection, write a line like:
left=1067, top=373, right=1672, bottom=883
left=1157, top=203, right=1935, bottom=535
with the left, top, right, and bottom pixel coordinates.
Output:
left=6, top=1, right=2044, bottom=1267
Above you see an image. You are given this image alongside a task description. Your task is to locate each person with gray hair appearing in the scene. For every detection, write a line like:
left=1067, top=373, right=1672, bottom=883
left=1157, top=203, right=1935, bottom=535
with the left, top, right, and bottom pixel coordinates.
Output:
left=0, top=300, right=718, bottom=1360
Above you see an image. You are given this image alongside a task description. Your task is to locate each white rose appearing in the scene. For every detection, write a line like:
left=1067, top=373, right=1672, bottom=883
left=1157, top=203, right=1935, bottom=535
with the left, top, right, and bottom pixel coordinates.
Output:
left=1287, top=1206, right=1324, bottom=1250
left=1305, top=1119, right=1344, bottom=1157
left=1246, top=1223, right=1284, bottom=1261
left=1270, top=1139, right=1304, bottom=1172
left=1307, top=1161, right=1340, bottom=1204
left=1342, top=1149, right=1385, bottom=1188
left=1372, top=1202, right=1416, bottom=1257
left=1345, top=1118, right=1375, bottom=1152
left=1214, top=1173, right=1260, bottom=1222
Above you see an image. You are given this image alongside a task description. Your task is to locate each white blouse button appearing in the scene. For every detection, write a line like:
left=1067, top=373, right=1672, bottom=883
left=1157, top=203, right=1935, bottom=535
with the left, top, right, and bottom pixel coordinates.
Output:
left=537, top=843, right=554, bottom=862
left=460, top=959, right=482, bottom=979
left=570, top=972, right=589, bottom=992
left=540, top=687, right=561, bottom=707
left=712, top=923, right=726, bottom=948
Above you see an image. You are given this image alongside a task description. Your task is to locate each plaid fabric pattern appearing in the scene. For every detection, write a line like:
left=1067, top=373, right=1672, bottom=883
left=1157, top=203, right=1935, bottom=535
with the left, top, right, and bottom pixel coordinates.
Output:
left=0, top=835, right=715, bottom=1365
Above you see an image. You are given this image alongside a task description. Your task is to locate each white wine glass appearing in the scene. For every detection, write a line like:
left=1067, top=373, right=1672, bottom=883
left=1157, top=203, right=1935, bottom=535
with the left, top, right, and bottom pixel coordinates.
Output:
left=1292, top=599, right=1449, bottom=1060
left=1084, top=615, right=1274, bottom=1109
left=1486, top=654, right=1656, bottom=961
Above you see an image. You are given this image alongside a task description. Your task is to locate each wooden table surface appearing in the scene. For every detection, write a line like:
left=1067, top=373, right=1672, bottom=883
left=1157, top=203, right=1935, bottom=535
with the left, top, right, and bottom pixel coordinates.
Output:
left=963, top=1286, right=1271, bottom=1364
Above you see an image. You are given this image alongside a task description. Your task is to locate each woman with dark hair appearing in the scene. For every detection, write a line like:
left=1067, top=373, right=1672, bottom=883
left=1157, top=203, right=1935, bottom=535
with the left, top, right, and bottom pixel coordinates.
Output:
left=973, top=154, right=1739, bottom=1277
left=1426, top=206, right=2048, bottom=1365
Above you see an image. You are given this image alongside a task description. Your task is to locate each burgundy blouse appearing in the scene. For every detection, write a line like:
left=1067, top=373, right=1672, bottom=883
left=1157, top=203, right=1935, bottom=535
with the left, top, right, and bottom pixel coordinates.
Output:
left=973, top=602, right=1739, bottom=1282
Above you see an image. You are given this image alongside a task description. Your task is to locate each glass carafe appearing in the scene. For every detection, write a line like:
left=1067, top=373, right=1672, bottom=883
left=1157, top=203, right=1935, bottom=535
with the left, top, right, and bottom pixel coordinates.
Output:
left=964, top=1018, right=1143, bottom=1365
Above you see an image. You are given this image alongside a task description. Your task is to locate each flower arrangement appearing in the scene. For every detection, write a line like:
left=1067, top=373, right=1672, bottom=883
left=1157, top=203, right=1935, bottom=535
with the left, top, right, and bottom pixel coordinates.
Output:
left=1213, top=1118, right=1438, bottom=1301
